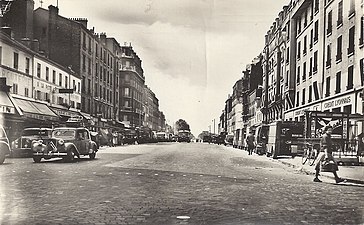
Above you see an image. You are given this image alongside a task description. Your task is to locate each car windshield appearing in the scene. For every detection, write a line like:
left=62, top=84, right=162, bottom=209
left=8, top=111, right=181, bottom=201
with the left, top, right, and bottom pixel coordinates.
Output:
left=22, top=129, right=51, bottom=137
left=52, top=130, right=75, bottom=139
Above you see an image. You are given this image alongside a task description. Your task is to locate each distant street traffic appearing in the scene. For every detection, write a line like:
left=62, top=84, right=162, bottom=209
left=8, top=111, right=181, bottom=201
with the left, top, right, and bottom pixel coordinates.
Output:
left=1, top=143, right=363, bottom=225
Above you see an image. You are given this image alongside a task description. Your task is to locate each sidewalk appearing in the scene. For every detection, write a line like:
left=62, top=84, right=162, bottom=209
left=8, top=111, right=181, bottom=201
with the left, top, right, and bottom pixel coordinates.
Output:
left=274, top=155, right=364, bottom=184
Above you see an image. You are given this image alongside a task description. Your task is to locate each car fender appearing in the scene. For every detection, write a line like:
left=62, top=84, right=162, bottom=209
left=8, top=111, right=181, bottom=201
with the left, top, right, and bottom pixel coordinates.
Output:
left=64, top=142, right=80, bottom=155
left=90, top=141, right=98, bottom=152
left=0, top=141, right=11, bottom=155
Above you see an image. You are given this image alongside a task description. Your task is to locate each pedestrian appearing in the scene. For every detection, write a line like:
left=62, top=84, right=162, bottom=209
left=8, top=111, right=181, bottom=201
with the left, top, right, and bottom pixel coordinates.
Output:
left=313, top=125, right=345, bottom=183
left=246, top=130, right=255, bottom=155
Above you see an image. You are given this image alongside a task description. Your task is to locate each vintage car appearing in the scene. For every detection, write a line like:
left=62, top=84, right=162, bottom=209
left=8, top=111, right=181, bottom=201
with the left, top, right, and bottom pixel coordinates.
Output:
left=11, top=128, right=52, bottom=157
left=32, top=127, right=98, bottom=163
left=0, top=125, right=11, bottom=164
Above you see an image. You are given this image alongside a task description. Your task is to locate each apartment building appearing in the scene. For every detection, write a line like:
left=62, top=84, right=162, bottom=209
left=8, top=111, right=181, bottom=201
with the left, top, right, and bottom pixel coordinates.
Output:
left=119, top=44, right=145, bottom=128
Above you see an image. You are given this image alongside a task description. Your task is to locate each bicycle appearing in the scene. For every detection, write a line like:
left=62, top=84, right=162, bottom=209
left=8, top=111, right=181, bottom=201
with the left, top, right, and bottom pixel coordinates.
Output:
left=301, top=143, right=318, bottom=166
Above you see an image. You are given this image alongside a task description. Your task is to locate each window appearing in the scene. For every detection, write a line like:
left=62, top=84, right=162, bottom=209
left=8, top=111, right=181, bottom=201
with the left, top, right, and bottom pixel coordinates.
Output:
left=0, top=47, right=2, bottom=64
left=310, top=2, right=314, bottom=20
left=65, top=76, right=68, bottom=88
left=297, top=66, right=300, bottom=83
left=348, top=26, right=355, bottom=55
left=297, top=42, right=301, bottom=59
left=24, top=57, right=30, bottom=74
left=88, top=79, right=91, bottom=94
left=327, top=10, right=332, bottom=35
left=285, top=70, right=289, bottom=87
left=88, top=37, right=92, bottom=52
left=360, top=17, right=364, bottom=46
left=347, top=65, right=353, bottom=90
left=52, top=70, right=56, bottom=84
left=297, top=17, right=301, bottom=34
left=314, top=0, right=319, bottom=13
left=73, top=80, right=76, bottom=90
left=302, top=88, right=306, bottom=105
left=59, top=73, right=62, bottom=86
left=349, top=0, right=355, bottom=17
left=336, top=72, right=341, bottom=94
left=303, top=36, right=307, bottom=54
left=78, top=82, right=80, bottom=93
left=82, top=54, right=86, bottom=71
left=313, top=51, right=318, bottom=73
left=303, top=62, right=306, bottom=80
left=344, top=105, right=352, bottom=114
left=337, top=1, right=343, bottom=26
left=25, top=87, right=29, bottom=97
left=326, top=77, right=330, bottom=97
left=308, top=85, right=312, bottom=103
left=286, top=47, right=290, bottom=63
left=95, top=43, right=99, bottom=57
left=314, top=21, right=318, bottom=42
left=336, top=36, right=342, bottom=61
left=326, top=44, right=331, bottom=67
left=309, top=57, right=313, bottom=77
left=37, top=63, right=41, bottom=78
left=46, top=67, right=49, bottom=81
left=310, top=29, right=313, bottom=49
left=124, top=87, right=130, bottom=96
left=88, top=58, right=91, bottom=74
left=95, top=63, right=98, bottom=77
left=13, top=52, right=19, bottom=69
left=313, top=81, right=319, bottom=100
left=12, top=83, right=18, bottom=94
left=304, top=12, right=307, bottom=27
left=83, top=32, right=86, bottom=49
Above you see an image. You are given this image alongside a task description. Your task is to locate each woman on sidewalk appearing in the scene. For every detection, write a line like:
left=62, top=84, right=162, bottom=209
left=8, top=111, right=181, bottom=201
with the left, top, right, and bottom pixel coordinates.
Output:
left=313, top=125, right=345, bottom=183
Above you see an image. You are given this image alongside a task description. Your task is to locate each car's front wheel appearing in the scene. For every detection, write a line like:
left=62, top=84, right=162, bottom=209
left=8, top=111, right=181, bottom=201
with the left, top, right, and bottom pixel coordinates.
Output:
left=33, top=156, right=41, bottom=163
left=66, top=150, right=75, bottom=162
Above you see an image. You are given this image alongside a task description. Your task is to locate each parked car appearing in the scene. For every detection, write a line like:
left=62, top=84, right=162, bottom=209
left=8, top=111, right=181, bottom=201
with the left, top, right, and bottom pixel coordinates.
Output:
left=32, top=127, right=98, bottom=163
left=224, top=134, right=234, bottom=146
left=11, top=128, right=52, bottom=157
left=0, top=125, right=11, bottom=164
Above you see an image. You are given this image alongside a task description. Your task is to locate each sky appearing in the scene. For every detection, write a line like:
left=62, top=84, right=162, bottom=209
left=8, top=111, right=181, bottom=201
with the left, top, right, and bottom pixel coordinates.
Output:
left=34, top=0, right=289, bottom=136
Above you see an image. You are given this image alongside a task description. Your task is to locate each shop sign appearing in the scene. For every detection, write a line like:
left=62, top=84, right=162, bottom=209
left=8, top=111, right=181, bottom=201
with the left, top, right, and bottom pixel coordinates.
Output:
left=322, top=94, right=353, bottom=110
left=343, top=120, right=347, bottom=139
left=0, top=105, right=15, bottom=114
left=24, top=112, right=56, bottom=121
left=294, top=104, right=321, bottom=117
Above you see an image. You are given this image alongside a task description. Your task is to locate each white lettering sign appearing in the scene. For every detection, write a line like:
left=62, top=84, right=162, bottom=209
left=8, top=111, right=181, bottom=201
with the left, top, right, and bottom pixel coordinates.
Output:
left=323, top=96, right=352, bottom=110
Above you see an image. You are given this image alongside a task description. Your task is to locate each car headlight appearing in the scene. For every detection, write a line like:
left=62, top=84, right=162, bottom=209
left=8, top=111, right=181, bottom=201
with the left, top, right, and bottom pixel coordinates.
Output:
left=58, top=139, right=65, bottom=145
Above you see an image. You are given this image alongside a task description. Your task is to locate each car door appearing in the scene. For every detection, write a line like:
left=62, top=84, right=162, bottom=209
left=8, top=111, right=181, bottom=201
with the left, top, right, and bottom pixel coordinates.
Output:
left=83, top=130, right=91, bottom=154
left=74, top=129, right=85, bottom=153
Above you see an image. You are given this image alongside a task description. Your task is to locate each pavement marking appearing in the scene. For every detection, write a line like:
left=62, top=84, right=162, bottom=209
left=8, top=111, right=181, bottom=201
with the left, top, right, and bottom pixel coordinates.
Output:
left=154, top=174, right=159, bottom=176
left=170, top=174, right=174, bottom=176
left=12, top=171, right=15, bottom=173
left=26, top=171, right=29, bottom=173
left=109, top=172, right=113, bottom=175
left=200, top=175, right=203, bottom=177
left=42, top=171, right=45, bottom=173
left=183, top=174, right=186, bottom=177
left=93, top=172, right=97, bottom=174
left=177, top=216, right=190, bottom=220
left=138, top=173, right=142, bottom=175
left=218, top=175, right=221, bottom=178
left=125, top=172, right=129, bottom=175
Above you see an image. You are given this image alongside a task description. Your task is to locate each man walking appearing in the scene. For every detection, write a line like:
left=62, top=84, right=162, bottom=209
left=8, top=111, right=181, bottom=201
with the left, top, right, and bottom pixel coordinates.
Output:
left=246, top=130, right=256, bottom=155
left=313, top=125, right=345, bottom=183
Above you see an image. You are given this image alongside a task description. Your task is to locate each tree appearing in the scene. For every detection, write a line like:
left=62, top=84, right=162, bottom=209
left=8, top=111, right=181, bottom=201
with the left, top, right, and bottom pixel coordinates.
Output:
left=175, top=119, right=190, bottom=131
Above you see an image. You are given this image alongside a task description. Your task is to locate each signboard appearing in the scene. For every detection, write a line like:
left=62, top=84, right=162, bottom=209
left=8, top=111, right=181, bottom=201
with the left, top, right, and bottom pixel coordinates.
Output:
left=322, top=94, right=353, bottom=111
left=59, top=89, right=74, bottom=94
left=294, top=104, right=320, bottom=117
left=0, top=105, right=15, bottom=114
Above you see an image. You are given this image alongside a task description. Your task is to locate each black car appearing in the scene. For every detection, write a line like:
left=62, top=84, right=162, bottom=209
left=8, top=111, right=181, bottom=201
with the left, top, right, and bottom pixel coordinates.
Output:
left=11, top=128, right=52, bottom=157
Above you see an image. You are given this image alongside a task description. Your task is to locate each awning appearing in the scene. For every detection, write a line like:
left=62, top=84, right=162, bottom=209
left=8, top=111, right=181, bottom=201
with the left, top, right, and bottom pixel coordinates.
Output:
left=79, top=112, right=92, bottom=120
left=0, top=91, right=17, bottom=114
left=50, top=106, right=80, bottom=118
left=12, top=97, right=59, bottom=121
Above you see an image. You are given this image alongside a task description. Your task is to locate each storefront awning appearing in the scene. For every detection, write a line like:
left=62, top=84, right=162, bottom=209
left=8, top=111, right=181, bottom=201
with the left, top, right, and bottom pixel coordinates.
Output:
left=50, top=106, right=80, bottom=118
left=0, top=91, right=17, bottom=114
left=79, top=112, right=92, bottom=120
left=12, top=97, right=59, bottom=121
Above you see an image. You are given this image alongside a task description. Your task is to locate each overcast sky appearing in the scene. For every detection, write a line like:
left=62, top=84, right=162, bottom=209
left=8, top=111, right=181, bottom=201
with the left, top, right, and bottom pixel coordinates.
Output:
left=35, top=0, right=289, bottom=136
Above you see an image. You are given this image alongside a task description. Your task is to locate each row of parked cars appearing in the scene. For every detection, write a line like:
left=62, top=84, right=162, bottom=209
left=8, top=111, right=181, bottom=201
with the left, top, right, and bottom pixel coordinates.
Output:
left=0, top=125, right=98, bottom=164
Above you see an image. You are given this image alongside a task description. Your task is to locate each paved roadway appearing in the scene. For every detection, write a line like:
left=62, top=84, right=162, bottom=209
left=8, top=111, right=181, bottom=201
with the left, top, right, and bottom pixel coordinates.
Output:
left=0, top=142, right=363, bottom=225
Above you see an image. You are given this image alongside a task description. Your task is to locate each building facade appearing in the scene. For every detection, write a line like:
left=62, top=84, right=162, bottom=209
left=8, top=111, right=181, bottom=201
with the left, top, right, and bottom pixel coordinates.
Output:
left=119, top=44, right=145, bottom=128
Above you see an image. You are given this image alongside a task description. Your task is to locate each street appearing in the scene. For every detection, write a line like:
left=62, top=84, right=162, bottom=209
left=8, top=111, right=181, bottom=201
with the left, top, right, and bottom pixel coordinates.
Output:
left=0, top=143, right=363, bottom=225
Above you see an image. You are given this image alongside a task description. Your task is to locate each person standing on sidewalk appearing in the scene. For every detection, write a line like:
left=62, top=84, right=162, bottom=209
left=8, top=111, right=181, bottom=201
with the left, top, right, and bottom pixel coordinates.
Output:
left=313, top=125, right=345, bottom=183
left=246, top=130, right=256, bottom=155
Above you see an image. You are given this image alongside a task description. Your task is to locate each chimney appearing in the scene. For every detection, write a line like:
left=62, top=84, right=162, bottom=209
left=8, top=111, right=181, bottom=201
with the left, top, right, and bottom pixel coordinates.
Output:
left=32, top=39, right=40, bottom=52
left=21, top=38, right=32, bottom=48
left=48, top=5, right=59, bottom=15
left=1, top=26, right=13, bottom=38
left=100, top=32, right=106, bottom=44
